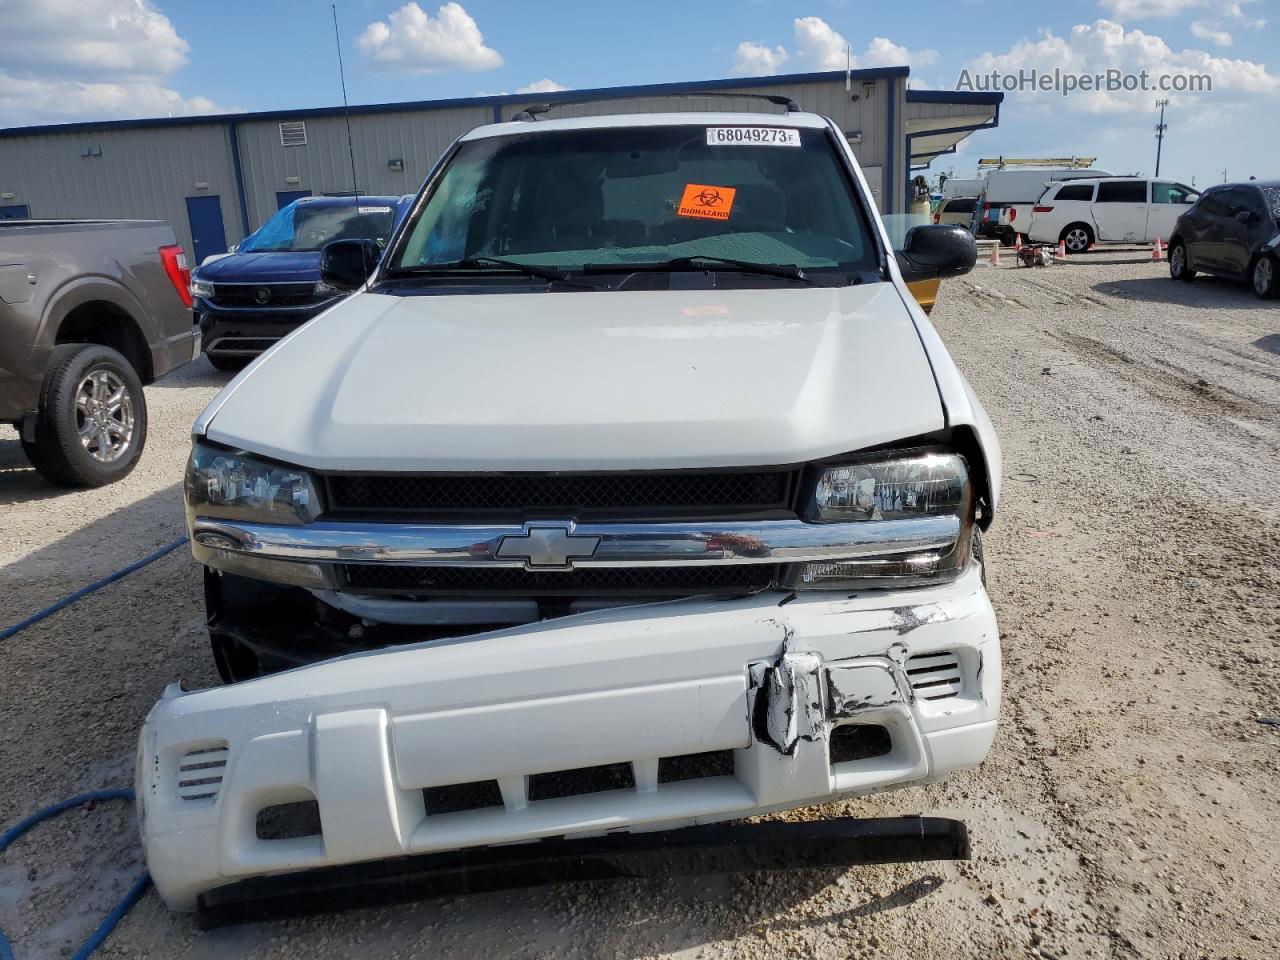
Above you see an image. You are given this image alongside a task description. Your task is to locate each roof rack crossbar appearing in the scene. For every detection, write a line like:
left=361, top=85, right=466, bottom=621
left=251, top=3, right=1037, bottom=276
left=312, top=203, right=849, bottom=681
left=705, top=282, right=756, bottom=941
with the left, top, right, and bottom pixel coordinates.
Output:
left=509, top=91, right=802, bottom=122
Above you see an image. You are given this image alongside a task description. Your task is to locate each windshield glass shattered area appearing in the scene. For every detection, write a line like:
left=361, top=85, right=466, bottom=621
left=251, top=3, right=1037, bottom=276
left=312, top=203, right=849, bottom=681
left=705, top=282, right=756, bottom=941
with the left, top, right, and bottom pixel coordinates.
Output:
left=391, top=125, right=878, bottom=281
left=241, top=201, right=397, bottom=253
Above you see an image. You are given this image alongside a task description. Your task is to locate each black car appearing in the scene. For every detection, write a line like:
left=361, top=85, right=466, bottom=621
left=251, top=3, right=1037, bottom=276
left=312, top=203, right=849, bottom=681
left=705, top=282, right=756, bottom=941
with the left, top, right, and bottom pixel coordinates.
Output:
left=1169, top=180, right=1280, bottom=299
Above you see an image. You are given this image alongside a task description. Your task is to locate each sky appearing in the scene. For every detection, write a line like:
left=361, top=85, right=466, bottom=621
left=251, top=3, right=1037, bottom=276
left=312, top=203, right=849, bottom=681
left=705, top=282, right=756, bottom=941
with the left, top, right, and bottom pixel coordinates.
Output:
left=0, top=0, right=1276, bottom=188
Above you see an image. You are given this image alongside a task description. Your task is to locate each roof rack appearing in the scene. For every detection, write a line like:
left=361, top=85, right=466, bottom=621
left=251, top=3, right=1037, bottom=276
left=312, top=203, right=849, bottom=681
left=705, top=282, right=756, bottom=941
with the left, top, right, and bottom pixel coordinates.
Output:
left=511, top=91, right=802, bottom=122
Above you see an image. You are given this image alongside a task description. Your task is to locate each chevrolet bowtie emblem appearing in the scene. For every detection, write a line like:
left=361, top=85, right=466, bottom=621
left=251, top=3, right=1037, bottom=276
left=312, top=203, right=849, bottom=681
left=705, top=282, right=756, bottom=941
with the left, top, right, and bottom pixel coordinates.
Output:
left=496, top=525, right=600, bottom=569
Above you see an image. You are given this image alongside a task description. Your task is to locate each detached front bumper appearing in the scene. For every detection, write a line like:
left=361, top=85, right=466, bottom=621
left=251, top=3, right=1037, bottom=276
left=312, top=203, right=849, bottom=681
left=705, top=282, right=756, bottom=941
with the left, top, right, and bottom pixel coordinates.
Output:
left=138, top=566, right=999, bottom=912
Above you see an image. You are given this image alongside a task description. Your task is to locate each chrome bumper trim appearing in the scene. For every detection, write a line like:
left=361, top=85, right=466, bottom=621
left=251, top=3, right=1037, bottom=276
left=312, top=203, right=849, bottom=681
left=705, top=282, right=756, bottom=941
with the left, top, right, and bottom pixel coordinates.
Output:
left=191, top=515, right=960, bottom=569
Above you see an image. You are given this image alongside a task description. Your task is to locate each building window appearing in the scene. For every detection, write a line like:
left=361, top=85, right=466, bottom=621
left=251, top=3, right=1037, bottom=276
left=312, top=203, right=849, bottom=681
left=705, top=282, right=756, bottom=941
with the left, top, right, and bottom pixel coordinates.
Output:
left=279, top=122, right=307, bottom=147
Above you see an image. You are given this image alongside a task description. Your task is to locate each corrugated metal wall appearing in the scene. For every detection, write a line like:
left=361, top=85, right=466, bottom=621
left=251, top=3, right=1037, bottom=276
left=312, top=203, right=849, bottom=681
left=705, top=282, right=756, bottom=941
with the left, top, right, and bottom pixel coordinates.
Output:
left=0, top=73, right=908, bottom=257
left=0, top=123, right=239, bottom=256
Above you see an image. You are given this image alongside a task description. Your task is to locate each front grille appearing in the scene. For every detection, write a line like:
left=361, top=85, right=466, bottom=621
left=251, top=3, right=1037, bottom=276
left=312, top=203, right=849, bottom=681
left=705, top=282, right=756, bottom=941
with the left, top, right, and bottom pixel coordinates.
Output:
left=176, top=744, right=229, bottom=804
left=324, top=469, right=798, bottom=521
left=210, top=282, right=321, bottom=308
left=339, top=563, right=778, bottom=597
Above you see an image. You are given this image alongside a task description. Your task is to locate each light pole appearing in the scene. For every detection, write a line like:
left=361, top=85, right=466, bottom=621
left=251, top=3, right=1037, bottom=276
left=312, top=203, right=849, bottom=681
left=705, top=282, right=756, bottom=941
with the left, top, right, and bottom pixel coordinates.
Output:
left=1154, top=99, right=1169, bottom=177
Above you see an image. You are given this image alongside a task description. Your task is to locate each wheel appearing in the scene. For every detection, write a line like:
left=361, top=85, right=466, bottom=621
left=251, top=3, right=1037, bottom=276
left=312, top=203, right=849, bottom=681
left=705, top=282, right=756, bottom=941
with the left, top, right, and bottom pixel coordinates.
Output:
left=1251, top=254, right=1278, bottom=299
left=21, top=343, right=147, bottom=487
left=206, top=353, right=249, bottom=372
left=1169, top=240, right=1195, bottom=282
left=1059, top=224, right=1093, bottom=254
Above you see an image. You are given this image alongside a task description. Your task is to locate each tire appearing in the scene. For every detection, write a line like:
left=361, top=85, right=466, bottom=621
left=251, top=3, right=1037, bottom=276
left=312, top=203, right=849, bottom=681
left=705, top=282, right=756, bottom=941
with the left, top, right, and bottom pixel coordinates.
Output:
left=1251, top=254, right=1279, bottom=299
left=21, top=343, right=147, bottom=487
left=1059, top=223, right=1093, bottom=254
left=206, top=353, right=249, bottom=372
left=1169, top=240, right=1195, bottom=282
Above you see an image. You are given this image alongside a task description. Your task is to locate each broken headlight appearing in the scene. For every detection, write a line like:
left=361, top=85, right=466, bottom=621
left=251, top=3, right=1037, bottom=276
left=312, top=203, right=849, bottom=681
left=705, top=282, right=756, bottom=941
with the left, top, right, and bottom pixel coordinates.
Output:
left=184, top=442, right=320, bottom=526
left=787, top=451, right=974, bottom=588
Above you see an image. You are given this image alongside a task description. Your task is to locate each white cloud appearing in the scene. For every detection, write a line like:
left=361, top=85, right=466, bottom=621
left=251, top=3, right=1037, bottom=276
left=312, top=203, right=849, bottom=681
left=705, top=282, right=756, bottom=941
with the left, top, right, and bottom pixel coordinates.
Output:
left=357, top=2, right=502, bottom=74
left=0, top=0, right=225, bottom=127
left=734, top=17, right=936, bottom=77
left=515, top=78, right=567, bottom=94
left=1190, top=19, right=1233, bottom=45
left=1098, top=0, right=1264, bottom=24
left=794, top=15, right=849, bottom=70
left=965, top=19, right=1278, bottom=120
left=732, top=42, right=789, bottom=76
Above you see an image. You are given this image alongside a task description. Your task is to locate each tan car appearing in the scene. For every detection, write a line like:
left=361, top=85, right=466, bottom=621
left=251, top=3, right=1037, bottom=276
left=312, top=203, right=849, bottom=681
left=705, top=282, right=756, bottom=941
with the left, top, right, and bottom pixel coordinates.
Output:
left=935, top=197, right=977, bottom=228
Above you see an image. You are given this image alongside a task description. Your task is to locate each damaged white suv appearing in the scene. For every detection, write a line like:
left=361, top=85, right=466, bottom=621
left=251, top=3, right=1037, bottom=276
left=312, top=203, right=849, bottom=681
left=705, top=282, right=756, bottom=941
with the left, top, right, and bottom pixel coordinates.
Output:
left=142, top=108, right=1001, bottom=916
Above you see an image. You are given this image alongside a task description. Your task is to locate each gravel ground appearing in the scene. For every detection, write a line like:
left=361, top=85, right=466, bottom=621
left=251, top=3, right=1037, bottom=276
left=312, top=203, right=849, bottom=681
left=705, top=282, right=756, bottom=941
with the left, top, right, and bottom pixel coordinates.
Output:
left=1, top=256, right=1278, bottom=959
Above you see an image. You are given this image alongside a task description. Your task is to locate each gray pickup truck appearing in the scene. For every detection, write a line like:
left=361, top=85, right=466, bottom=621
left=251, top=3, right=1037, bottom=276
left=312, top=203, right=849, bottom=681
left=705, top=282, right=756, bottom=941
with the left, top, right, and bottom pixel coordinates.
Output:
left=1, top=219, right=199, bottom=486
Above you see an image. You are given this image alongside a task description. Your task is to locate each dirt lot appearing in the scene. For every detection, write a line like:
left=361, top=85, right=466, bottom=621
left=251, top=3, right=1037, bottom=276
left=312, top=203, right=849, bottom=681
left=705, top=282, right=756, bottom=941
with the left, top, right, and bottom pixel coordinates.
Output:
left=2, top=256, right=1278, bottom=959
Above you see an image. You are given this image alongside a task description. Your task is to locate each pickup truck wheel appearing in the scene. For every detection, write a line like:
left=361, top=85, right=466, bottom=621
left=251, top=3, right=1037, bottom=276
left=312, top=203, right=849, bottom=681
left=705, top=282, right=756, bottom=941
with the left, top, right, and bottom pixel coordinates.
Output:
left=206, top=354, right=249, bottom=372
left=21, top=343, right=147, bottom=487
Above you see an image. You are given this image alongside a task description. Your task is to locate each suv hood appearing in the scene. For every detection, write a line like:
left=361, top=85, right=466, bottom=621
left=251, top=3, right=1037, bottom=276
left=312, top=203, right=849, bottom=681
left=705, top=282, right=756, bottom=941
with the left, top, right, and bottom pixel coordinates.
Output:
left=195, top=251, right=322, bottom=283
left=202, top=284, right=944, bottom=471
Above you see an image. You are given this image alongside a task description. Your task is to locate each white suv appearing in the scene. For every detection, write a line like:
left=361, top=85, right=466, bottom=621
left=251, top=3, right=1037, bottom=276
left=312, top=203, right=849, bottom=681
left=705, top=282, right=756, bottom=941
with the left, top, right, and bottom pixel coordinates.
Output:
left=1027, top=177, right=1199, bottom=252
left=140, top=109, right=1002, bottom=915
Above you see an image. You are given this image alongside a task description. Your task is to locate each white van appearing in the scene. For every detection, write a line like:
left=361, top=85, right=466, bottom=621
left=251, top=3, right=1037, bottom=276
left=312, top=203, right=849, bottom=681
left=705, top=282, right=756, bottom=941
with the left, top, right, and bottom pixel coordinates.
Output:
left=1026, top=177, right=1199, bottom=252
left=976, top=168, right=1114, bottom=244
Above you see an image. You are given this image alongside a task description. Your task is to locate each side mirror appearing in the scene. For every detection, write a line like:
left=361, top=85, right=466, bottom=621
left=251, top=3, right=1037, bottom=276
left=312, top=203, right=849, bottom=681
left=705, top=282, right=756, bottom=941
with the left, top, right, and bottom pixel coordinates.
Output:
left=897, top=224, right=977, bottom=282
left=320, top=239, right=381, bottom=291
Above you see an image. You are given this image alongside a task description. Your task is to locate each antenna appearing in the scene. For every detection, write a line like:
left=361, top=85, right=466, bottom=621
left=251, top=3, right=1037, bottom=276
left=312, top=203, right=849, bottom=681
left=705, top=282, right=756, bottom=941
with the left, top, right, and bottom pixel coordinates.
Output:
left=1154, top=98, right=1169, bottom=177
left=331, top=4, right=366, bottom=263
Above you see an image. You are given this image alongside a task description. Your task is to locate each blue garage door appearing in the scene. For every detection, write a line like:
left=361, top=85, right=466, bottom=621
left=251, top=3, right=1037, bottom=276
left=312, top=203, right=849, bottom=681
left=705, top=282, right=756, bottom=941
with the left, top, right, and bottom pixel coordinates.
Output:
left=186, top=195, right=228, bottom=265
left=0, top=204, right=31, bottom=219
left=276, top=190, right=311, bottom=209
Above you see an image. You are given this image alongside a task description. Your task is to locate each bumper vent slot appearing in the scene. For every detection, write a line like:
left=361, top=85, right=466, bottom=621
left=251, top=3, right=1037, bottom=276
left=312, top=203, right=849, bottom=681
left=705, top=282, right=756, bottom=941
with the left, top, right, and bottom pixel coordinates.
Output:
left=528, top=762, right=635, bottom=802
left=324, top=468, right=798, bottom=520
left=906, top=652, right=963, bottom=701
left=424, top=780, right=504, bottom=816
left=829, top=724, right=893, bottom=765
left=340, top=564, right=778, bottom=597
left=256, top=800, right=321, bottom=840
left=658, top=750, right=735, bottom=783
left=177, top=744, right=229, bottom=804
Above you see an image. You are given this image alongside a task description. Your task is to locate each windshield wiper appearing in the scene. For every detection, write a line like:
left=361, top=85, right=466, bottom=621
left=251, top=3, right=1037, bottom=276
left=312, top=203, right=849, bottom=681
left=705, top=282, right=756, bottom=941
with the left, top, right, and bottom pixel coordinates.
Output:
left=581, top=256, right=814, bottom=283
left=388, top=257, right=583, bottom=285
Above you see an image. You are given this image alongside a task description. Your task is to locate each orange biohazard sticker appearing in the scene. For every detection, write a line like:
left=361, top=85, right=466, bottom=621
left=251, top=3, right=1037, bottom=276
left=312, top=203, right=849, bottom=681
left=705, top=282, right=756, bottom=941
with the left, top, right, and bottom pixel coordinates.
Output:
left=677, top=183, right=736, bottom=221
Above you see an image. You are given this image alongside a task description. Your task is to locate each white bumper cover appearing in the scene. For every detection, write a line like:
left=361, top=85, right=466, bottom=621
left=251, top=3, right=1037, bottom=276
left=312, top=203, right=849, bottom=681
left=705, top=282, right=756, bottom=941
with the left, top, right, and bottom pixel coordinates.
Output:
left=138, top=568, right=1000, bottom=911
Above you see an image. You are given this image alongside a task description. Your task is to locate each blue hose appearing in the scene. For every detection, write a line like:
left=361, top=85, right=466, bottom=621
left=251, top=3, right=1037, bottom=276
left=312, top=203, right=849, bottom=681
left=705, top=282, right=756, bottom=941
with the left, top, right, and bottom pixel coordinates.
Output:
left=0, top=789, right=149, bottom=960
left=0, top=537, right=187, bottom=641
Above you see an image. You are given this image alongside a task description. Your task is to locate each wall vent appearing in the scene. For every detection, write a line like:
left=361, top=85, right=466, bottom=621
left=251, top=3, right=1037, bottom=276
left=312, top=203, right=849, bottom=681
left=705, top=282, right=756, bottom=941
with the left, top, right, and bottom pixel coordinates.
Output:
left=279, top=121, right=307, bottom=147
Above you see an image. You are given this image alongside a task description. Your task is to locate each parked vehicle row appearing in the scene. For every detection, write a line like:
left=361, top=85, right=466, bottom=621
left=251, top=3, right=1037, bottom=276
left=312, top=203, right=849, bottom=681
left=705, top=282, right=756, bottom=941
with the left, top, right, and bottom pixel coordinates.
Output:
left=975, top=166, right=1114, bottom=245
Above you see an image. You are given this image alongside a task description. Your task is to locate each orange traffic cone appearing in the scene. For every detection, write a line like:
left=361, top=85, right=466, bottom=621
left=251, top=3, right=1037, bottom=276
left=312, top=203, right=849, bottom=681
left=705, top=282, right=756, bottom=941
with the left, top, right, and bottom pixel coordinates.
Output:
left=1058, top=239, right=1067, bottom=259
left=990, top=242, right=1002, bottom=266
left=1014, top=234, right=1023, bottom=252
left=1152, top=237, right=1165, bottom=260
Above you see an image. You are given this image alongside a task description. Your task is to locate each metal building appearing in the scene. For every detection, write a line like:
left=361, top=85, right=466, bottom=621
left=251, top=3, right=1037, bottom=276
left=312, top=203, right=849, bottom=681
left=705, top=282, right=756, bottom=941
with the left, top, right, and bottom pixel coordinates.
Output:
left=0, top=68, right=1000, bottom=262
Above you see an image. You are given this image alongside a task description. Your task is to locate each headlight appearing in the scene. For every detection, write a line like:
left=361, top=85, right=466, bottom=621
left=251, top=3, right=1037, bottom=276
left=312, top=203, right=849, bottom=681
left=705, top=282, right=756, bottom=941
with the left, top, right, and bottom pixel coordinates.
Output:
left=184, top=443, right=320, bottom=526
left=189, top=277, right=214, bottom=299
left=787, top=450, right=973, bottom=588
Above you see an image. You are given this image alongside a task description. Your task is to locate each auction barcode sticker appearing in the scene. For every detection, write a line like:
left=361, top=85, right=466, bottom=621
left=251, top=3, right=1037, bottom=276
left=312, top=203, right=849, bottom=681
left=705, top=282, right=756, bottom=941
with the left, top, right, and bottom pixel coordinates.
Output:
left=705, top=127, right=801, bottom=147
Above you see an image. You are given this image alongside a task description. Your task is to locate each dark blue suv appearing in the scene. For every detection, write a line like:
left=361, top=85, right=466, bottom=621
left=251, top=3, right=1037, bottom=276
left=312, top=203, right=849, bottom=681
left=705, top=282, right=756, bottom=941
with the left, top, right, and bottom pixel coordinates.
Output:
left=190, top=195, right=413, bottom=369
